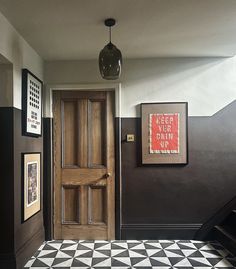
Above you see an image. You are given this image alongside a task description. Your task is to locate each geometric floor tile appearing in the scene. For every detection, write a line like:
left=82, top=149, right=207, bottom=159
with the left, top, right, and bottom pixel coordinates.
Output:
left=24, top=239, right=236, bottom=268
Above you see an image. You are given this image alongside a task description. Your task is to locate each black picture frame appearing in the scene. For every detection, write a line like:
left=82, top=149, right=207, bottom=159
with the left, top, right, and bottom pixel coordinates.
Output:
left=22, top=69, right=43, bottom=137
left=141, top=102, right=188, bottom=165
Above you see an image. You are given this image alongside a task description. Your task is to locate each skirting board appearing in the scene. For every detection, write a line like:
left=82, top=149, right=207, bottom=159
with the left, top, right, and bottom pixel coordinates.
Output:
left=121, top=223, right=202, bottom=240
left=15, top=228, right=44, bottom=269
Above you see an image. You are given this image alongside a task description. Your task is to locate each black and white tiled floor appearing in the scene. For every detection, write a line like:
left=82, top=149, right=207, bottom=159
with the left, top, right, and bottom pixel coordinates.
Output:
left=24, top=240, right=236, bottom=268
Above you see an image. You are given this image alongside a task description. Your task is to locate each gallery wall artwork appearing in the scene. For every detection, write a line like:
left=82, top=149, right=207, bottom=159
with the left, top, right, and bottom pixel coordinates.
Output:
left=141, top=102, right=188, bottom=164
left=22, top=69, right=43, bottom=137
left=23, top=153, right=41, bottom=221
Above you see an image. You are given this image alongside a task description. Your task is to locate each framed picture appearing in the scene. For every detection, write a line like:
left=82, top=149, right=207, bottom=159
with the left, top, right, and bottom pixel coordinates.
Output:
left=141, top=102, right=188, bottom=164
left=22, top=69, right=43, bottom=137
left=23, top=153, right=41, bottom=221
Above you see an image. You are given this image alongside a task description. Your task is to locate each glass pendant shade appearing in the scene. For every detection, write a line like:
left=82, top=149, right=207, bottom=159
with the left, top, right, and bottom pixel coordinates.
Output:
left=99, top=18, right=122, bottom=80
left=99, top=42, right=122, bottom=80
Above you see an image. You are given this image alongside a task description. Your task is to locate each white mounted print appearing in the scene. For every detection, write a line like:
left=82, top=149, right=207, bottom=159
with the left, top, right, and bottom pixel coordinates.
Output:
left=22, top=69, right=43, bottom=137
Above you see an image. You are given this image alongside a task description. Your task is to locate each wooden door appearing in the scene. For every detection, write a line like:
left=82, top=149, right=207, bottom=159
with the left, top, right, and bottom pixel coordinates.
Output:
left=53, top=91, right=115, bottom=240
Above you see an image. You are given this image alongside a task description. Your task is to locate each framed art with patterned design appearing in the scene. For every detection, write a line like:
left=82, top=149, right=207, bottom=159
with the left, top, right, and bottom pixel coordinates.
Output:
left=141, top=102, right=188, bottom=164
left=23, top=153, right=41, bottom=221
left=22, top=69, right=43, bottom=137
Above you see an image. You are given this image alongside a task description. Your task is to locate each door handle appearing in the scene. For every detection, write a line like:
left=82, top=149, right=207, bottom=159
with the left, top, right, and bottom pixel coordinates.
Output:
left=104, top=172, right=111, bottom=179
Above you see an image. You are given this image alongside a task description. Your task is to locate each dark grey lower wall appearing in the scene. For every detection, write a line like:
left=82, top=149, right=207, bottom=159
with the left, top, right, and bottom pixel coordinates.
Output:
left=0, top=107, right=44, bottom=269
left=42, top=101, right=236, bottom=240
left=43, top=118, right=53, bottom=240
left=121, top=101, right=236, bottom=239
left=0, top=108, right=14, bottom=266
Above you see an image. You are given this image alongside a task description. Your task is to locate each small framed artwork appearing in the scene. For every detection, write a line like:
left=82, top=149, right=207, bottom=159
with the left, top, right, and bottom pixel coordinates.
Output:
left=23, top=153, right=41, bottom=221
left=22, top=69, right=43, bottom=137
left=141, top=102, right=188, bottom=164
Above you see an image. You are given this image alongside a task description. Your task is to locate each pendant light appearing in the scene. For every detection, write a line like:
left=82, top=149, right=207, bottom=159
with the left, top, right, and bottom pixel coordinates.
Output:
left=99, top=18, right=122, bottom=80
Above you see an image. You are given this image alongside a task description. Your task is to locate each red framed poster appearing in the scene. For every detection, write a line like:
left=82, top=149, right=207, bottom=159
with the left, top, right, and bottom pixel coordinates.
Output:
left=141, top=102, right=188, bottom=164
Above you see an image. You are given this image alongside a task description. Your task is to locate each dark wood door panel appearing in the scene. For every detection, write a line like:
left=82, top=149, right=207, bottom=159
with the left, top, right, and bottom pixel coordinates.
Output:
left=53, top=90, right=115, bottom=240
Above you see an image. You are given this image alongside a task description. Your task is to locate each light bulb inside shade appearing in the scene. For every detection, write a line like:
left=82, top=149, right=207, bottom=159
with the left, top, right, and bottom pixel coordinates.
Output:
left=99, top=42, right=122, bottom=80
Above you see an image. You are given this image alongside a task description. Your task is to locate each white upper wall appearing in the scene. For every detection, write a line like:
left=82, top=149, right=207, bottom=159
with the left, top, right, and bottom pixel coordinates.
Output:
left=0, top=11, right=43, bottom=109
left=44, top=57, right=236, bottom=117
left=0, top=8, right=235, bottom=115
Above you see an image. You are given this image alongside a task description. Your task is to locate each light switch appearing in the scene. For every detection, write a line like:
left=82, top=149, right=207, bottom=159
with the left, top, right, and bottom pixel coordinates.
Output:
left=126, top=134, right=135, bottom=142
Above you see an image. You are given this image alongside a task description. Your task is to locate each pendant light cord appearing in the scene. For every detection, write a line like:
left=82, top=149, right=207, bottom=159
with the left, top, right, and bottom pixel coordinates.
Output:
left=109, top=26, right=111, bottom=43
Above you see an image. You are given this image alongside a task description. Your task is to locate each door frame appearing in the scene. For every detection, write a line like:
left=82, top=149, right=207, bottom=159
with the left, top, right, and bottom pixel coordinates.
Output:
left=43, top=83, right=122, bottom=240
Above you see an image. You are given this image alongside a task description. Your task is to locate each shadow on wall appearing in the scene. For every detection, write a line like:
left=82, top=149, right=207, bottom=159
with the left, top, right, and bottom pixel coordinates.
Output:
left=0, top=56, right=13, bottom=107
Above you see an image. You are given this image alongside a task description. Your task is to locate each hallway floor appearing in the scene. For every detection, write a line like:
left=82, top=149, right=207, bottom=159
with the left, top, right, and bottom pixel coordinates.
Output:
left=24, top=240, right=236, bottom=268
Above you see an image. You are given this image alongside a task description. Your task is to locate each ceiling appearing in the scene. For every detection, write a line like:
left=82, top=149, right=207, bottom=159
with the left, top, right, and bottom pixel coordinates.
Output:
left=0, top=0, right=236, bottom=60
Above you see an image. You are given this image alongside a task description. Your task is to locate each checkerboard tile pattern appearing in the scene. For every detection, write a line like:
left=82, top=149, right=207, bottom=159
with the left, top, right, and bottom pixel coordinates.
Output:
left=24, top=240, right=236, bottom=268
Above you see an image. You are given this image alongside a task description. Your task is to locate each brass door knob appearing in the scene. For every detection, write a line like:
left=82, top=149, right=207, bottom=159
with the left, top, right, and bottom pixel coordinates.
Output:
left=104, top=172, right=111, bottom=178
